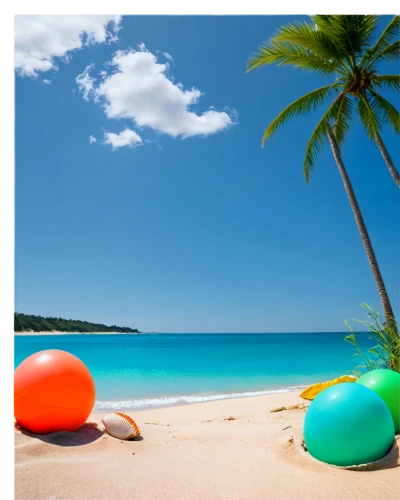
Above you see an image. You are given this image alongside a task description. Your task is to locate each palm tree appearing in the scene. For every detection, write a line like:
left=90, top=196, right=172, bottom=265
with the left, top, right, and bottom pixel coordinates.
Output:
left=248, top=15, right=400, bottom=186
left=247, top=15, right=397, bottom=326
left=313, top=15, right=399, bottom=187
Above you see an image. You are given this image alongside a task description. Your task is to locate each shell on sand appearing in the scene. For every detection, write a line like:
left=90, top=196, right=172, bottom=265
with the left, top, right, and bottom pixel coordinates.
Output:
left=101, top=412, right=141, bottom=440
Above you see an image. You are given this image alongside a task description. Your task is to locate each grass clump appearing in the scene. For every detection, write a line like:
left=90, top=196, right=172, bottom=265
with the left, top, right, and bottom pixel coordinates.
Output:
left=345, top=303, right=399, bottom=376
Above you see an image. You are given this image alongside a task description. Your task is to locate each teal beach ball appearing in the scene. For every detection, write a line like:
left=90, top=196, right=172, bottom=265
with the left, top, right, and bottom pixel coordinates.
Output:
left=304, top=383, right=394, bottom=466
left=356, top=369, right=400, bottom=433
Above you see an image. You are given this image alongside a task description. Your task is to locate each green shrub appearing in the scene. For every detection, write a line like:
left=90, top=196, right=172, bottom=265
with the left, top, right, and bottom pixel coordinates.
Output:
left=345, top=303, right=399, bottom=375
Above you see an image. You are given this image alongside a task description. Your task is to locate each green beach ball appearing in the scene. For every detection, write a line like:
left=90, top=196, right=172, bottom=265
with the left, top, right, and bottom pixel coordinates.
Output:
left=356, top=369, right=400, bottom=433
left=304, top=382, right=394, bottom=466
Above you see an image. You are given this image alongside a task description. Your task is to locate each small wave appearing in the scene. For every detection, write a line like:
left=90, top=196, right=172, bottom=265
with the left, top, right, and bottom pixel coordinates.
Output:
left=94, top=385, right=306, bottom=410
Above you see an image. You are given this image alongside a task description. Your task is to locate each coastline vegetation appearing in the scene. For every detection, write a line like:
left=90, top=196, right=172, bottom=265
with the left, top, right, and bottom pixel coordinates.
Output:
left=14, top=312, right=140, bottom=333
left=345, top=304, right=400, bottom=374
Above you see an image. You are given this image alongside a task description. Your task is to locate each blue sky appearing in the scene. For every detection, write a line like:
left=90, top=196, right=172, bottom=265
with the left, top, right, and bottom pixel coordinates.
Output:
left=15, top=15, right=399, bottom=332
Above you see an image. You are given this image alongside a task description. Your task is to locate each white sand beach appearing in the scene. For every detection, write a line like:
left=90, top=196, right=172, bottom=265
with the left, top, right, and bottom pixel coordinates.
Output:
left=15, top=390, right=400, bottom=500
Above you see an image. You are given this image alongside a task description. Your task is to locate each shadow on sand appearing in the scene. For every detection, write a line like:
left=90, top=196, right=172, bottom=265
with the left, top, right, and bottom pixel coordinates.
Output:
left=15, top=422, right=104, bottom=447
left=342, top=437, right=400, bottom=472
left=15, top=421, right=145, bottom=446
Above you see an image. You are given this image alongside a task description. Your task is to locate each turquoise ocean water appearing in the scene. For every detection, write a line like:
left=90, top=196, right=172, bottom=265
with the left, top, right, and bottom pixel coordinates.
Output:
left=14, top=333, right=372, bottom=410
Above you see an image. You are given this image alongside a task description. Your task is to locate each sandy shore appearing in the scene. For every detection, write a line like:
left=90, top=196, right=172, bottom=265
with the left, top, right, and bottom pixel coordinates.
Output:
left=15, top=391, right=400, bottom=500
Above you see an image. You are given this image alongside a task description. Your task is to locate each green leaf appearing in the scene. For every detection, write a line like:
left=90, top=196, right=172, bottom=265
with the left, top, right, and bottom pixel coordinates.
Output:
left=362, top=15, right=400, bottom=68
left=313, top=16, right=378, bottom=67
left=247, top=40, right=339, bottom=75
left=344, top=304, right=399, bottom=373
left=332, top=94, right=353, bottom=145
left=368, top=40, right=400, bottom=69
left=304, top=93, right=345, bottom=182
left=356, top=95, right=383, bottom=140
left=368, top=89, right=400, bottom=134
left=272, top=21, right=348, bottom=72
left=261, top=84, right=337, bottom=146
left=371, top=74, right=400, bottom=92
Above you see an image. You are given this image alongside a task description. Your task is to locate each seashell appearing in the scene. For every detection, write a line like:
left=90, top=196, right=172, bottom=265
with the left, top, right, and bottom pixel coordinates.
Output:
left=101, top=412, right=141, bottom=440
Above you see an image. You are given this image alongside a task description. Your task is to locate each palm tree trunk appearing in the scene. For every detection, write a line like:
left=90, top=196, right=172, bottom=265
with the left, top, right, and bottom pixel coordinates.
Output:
left=325, top=122, right=397, bottom=328
left=374, top=131, right=400, bottom=188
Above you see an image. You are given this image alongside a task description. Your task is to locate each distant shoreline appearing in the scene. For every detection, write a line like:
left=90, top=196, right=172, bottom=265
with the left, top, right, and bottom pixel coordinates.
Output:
left=15, top=331, right=363, bottom=336
left=14, top=331, right=153, bottom=336
left=14, top=313, right=141, bottom=335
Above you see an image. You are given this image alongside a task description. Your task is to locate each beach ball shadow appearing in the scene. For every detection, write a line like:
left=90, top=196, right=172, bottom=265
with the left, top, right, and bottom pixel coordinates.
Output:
left=15, top=421, right=104, bottom=447
left=301, top=428, right=399, bottom=472
left=342, top=437, right=400, bottom=472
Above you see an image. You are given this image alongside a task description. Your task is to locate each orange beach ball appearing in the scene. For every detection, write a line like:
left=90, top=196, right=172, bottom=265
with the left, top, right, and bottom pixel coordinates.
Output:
left=14, top=349, right=95, bottom=434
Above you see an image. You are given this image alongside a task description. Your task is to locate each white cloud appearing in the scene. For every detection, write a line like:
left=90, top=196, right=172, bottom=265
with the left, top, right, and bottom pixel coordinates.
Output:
left=15, top=15, right=122, bottom=77
left=42, top=79, right=51, bottom=85
left=78, top=46, right=235, bottom=140
left=89, top=135, right=97, bottom=144
left=76, top=64, right=96, bottom=101
left=163, top=52, right=174, bottom=62
left=104, top=129, right=142, bottom=150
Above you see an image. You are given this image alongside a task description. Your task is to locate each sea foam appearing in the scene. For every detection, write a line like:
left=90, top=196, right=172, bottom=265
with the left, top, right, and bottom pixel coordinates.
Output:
left=94, top=385, right=306, bottom=410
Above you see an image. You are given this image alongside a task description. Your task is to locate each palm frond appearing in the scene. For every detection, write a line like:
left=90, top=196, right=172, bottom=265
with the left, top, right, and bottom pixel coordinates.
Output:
left=356, top=95, right=383, bottom=140
left=304, top=93, right=345, bottom=182
left=313, top=16, right=378, bottom=64
left=272, top=21, right=348, bottom=74
left=247, top=40, right=339, bottom=75
left=367, top=40, right=400, bottom=70
left=372, top=40, right=400, bottom=64
left=371, top=74, right=400, bottom=92
left=332, top=95, right=353, bottom=145
left=368, top=88, right=400, bottom=134
left=261, top=84, right=338, bottom=146
left=337, top=15, right=378, bottom=53
left=355, top=15, right=379, bottom=47
left=311, top=14, right=379, bottom=54
left=361, top=15, right=400, bottom=68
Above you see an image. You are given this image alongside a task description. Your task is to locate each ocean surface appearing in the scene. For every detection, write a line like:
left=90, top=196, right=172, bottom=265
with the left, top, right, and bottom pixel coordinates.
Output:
left=14, top=332, right=372, bottom=410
